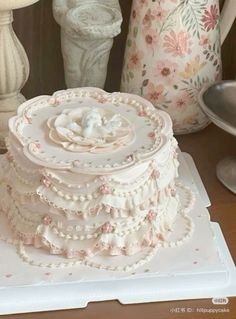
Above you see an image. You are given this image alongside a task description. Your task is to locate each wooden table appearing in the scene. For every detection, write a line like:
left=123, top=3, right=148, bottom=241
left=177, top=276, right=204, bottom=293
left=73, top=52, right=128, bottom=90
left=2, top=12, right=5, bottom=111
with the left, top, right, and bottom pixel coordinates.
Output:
left=2, top=124, right=236, bottom=319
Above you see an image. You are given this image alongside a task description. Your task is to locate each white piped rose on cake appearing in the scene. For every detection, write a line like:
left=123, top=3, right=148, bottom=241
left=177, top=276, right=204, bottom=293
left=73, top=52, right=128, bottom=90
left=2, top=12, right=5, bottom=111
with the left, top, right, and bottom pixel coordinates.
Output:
left=47, top=107, right=135, bottom=153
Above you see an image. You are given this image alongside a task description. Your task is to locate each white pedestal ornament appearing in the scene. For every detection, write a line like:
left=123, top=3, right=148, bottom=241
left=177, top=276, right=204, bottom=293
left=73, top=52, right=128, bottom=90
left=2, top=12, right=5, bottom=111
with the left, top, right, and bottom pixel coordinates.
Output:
left=0, top=0, right=39, bottom=150
left=53, top=0, right=122, bottom=89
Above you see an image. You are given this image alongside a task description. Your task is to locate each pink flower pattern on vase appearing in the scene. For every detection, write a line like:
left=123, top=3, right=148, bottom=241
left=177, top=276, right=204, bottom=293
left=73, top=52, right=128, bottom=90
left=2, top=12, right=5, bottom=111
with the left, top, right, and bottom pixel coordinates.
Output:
left=138, top=0, right=148, bottom=10
left=172, top=92, right=193, bottom=113
left=145, top=82, right=166, bottom=105
left=152, top=6, right=167, bottom=23
left=163, top=30, right=192, bottom=57
left=202, top=4, right=219, bottom=32
left=128, top=42, right=144, bottom=70
left=199, top=35, right=210, bottom=48
left=121, top=0, right=222, bottom=134
left=131, top=7, right=141, bottom=22
left=143, top=28, right=159, bottom=55
left=142, top=8, right=154, bottom=29
left=154, top=59, right=178, bottom=83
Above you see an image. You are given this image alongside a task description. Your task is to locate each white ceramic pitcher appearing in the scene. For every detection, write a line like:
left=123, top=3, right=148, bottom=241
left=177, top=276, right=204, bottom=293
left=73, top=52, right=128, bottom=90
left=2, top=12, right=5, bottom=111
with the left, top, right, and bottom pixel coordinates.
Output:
left=121, top=0, right=236, bottom=134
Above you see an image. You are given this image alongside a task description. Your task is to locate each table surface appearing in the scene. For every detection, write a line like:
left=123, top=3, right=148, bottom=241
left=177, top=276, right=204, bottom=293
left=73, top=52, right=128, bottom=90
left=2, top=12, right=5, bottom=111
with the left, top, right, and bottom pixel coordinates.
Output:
left=2, top=124, right=236, bottom=319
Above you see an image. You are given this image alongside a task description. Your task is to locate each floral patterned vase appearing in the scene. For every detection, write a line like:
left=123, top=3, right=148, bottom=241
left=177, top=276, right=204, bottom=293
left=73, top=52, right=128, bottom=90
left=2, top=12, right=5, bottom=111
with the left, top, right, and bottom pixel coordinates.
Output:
left=121, top=0, right=234, bottom=134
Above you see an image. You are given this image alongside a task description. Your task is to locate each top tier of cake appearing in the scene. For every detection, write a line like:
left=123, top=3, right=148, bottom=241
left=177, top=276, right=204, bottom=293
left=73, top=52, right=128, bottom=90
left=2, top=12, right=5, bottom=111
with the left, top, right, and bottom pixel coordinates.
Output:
left=8, top=87, right=173, bottom=175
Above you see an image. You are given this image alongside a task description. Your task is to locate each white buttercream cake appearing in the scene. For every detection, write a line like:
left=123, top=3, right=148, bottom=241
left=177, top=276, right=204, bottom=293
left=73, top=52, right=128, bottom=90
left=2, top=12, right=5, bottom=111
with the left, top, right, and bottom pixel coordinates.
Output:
left=0, top=87, right=193, bottom=272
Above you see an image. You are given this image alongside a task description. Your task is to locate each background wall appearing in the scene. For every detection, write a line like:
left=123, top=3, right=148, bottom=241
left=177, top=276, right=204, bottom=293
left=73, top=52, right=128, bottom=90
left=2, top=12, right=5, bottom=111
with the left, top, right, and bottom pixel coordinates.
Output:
left=12, top=0, right=236, bottom=99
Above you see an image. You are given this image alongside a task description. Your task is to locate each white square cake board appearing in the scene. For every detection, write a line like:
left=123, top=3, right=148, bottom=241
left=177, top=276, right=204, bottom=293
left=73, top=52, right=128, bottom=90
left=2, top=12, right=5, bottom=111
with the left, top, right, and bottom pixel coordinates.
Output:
left=0, top=152, right=235, bottom=315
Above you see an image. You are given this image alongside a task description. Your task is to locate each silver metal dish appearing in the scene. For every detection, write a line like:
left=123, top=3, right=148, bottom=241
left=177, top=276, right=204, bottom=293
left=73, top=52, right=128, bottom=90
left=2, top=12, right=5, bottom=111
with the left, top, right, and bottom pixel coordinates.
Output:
left=198, top=81, right=236, bottom=194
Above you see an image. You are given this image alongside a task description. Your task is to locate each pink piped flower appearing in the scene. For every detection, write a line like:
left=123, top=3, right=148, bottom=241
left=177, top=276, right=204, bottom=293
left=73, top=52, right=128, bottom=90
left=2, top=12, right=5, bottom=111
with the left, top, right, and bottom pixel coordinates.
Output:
left=142, top=238, right=150, bottom=247
left=171, top=188, right=177, bottom=197
left=42, top=215, right=52, bottom=225
left=152, top=169, right=160, bottom=178
left=35, top=143, right=41, bottom=149
left=138, top=110, right=147, bottom=117
left=79, top=250, right=87, bottom=257
left=101, top=222, right=114, bottom=234
left=67, top=250, right=79, bottom=258
left=157, top=233, right=165, bottom=241
left=98, top=96, right=107, bottom=104
left=25, top=115, right=32, bottom=124
left=41, top=177, right=51, bottom=188
left=100, top=184, right=111, bottom=195
left=173, top=151, right=178, bottom=159
left=128, top=209, right=133, bottom=216
left=50, top=98, right=60, bottom=107
left=146, top=210, right=156, bottom=222
left=126, top=154, right=134, bottom=161
left=148, top=132, right=155, bottom=138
